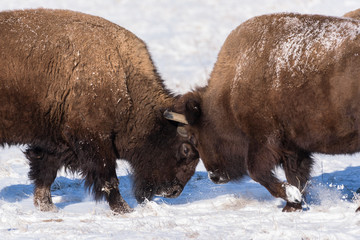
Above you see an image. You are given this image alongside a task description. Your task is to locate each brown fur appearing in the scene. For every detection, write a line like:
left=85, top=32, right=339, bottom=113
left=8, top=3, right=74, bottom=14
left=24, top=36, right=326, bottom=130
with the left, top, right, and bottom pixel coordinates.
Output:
left=344, top=8, right=360, bottom=20
left=176, top=13, right=360, bottom=212
left=0, top=9, right=199, bottom=214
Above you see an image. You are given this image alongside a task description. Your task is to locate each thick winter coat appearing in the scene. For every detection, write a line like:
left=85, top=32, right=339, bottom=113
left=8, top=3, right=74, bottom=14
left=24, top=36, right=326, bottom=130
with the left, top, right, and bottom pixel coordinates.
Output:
left=168, top=13, right=360, bottom=212
left=0, top=9, right=199, bottom=214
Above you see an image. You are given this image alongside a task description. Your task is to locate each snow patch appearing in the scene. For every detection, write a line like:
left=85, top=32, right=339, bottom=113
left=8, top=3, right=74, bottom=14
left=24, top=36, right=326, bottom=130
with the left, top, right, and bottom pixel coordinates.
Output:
left=233, top=15, right=360, bottom=92
left=269, top=16, right=360, bottom=89
left=283, top=183, right=302, bottom=203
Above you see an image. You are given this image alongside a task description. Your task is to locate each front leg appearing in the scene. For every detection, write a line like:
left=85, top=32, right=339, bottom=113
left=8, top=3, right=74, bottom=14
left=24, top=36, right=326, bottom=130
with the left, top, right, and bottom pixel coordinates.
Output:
left=83, top=156, right=132, bottom=214
left=282, top=149, right=313, bottom=212
left=247, top=142, right=302, bottom=211
left=68, top=132, right=133, bottom=214
left=101, top=174, right=133, bottom=214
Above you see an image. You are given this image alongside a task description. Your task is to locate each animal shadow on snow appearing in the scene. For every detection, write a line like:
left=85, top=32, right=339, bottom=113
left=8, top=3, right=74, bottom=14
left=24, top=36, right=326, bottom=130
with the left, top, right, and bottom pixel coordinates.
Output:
left=158, top=167, right=360, bottom=209
left=0, top=176, right=135, bottom=209
left=0, top=183, right=33, bottom=203
left=0, top=177, right=85, bottom=208
left=1, top=167, right=358, bottom=209
left=306, top=166, right=360, bottom=206
left=0, top=172, right=272, bottom=208
left=153, top=171, right=274, bottom=205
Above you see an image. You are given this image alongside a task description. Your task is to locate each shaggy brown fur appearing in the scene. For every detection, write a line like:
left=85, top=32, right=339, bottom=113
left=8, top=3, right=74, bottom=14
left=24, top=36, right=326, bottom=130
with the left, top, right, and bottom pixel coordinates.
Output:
left=0, top=9, right=199, bottom=214
left=174, top=13, right=360, bottom=212
left=344, top=8, right=360, bottom=20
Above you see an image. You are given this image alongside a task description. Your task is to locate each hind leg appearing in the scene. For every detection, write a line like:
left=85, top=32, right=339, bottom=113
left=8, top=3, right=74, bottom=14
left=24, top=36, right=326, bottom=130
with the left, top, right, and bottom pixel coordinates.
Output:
left=282, top=149, right=313, bottom=212
left=26, top=146, right=61, bottom=211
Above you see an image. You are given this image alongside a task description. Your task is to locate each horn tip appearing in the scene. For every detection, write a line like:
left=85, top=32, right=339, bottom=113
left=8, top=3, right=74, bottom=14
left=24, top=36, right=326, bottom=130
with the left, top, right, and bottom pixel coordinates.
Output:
left=163, top=109, right=173, bottom=119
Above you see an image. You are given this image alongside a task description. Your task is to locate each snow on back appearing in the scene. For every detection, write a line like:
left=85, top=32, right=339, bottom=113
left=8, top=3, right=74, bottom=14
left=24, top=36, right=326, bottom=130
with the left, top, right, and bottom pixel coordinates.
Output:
left=270, top=15, right=360, bottom=89
left=233, top=15, right=360, bottom=91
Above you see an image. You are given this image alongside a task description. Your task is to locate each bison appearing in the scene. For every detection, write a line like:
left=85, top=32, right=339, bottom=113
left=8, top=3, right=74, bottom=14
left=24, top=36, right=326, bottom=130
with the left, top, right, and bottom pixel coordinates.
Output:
left=0, top=9, right=199, bottom=214
left=166, top=12, right=360, bottom=212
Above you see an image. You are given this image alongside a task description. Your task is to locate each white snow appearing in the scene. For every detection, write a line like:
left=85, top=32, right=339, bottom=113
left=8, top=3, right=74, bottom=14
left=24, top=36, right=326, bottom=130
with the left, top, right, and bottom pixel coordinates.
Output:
left=283, top=183, right=302, bottom=203
left=269, top=16, right=360, bottom=89
left=2, top=1, right=360, bottom=239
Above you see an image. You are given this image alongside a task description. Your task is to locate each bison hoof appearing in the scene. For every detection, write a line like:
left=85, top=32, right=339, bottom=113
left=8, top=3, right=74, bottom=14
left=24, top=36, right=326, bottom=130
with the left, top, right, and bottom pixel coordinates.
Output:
left=282, top=183, right=302, bottom=203
left=34, top=201, right=58, bottom=212
left=110, top=202, right=133, bottom=214
left=282, top=202, right=302, bottom=212
left=34, top=187, right=58, bottom=212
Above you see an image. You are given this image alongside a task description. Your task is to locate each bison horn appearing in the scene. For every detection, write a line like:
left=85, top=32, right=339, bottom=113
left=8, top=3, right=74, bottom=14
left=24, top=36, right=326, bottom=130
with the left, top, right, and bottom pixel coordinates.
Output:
left=163, top=110, right=188, bottom=125
left=177, top=126, right=188, bottom=138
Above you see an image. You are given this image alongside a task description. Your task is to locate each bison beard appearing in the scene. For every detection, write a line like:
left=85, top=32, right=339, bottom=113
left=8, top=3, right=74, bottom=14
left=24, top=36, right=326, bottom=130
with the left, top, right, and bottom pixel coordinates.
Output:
left=0, top=9, right=199, bottom=214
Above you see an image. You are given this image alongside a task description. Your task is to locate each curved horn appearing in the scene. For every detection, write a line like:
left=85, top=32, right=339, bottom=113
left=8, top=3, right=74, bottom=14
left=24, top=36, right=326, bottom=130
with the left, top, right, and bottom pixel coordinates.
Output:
left=177, top=126, right=188, bottom=138
left=163, top=110, right=188, bottom=124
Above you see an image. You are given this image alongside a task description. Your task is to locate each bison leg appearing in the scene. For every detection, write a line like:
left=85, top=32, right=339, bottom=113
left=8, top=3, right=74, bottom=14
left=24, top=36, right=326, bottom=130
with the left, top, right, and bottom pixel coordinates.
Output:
left=102, top=176, right=133, bottom=214
left=84, top=158, right=132, bottom=214
left=33, top=185, right=57, bottom=212
left=26, top=146, right=60, bottom=212
left=282, top=149, right=313, bottom=212
left=247, top=142, right=302, bottom=210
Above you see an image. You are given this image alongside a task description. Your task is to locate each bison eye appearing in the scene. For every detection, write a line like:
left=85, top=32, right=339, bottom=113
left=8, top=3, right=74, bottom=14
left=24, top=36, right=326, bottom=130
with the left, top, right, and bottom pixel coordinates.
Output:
left=179, top=143, right=191, bottom=159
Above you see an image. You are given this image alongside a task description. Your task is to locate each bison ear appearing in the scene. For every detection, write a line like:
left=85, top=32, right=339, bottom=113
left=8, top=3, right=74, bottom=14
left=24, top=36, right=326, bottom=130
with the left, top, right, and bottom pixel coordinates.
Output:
left=168, top=91, right=202, bottom=125
left=184, top=92, right=202, bottom=125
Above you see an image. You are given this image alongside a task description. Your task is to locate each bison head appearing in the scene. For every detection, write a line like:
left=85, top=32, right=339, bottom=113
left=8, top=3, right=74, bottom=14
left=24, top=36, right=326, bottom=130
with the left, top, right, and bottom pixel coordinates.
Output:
left=126, top=113, right=199, bottom=203
left=165, top=92, right=248, bottom=185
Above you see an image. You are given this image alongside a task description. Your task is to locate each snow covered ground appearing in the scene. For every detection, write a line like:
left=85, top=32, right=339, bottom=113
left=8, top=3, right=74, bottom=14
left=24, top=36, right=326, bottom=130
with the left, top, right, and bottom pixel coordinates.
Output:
left=1, top=0, right=360, bottom=239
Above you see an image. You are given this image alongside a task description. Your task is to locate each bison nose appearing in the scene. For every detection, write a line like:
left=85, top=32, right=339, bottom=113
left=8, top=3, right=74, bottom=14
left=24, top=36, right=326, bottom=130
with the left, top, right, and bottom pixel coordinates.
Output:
left=208, top=171, right=230, bottom=184
left=155, top=184, right=184, bottom=199
left=135, top=185, right=154, bottom=203
left=208, top=171, right=220, bottom=182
